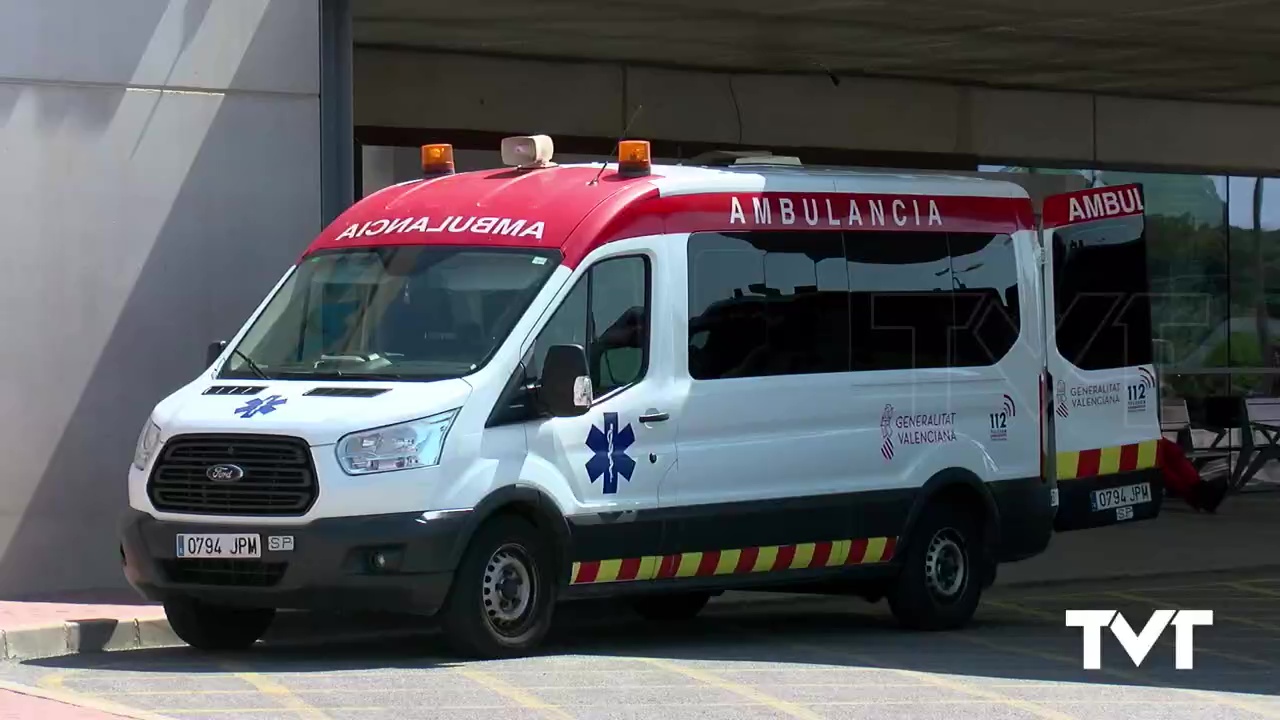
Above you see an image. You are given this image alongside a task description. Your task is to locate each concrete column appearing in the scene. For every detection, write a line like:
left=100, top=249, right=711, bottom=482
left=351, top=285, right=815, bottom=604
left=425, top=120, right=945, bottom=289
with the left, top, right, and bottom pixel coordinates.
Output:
left=0, top=0, right=325, bottom=596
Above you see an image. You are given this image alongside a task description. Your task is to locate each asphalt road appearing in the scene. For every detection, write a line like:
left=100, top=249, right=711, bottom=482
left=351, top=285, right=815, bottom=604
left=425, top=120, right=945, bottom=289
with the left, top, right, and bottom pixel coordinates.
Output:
left=4, top=569, right=1280, bottom=720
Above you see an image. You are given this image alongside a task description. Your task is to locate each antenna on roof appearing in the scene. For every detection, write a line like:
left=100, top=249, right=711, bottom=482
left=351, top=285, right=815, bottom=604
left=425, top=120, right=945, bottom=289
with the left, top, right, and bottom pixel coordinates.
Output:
left=591, top=104, right=644, bottom=186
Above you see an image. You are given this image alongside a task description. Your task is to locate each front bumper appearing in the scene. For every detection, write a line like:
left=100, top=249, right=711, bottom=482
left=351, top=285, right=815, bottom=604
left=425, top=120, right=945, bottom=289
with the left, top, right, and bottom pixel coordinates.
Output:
left=119, top=509, right=471, bottom=614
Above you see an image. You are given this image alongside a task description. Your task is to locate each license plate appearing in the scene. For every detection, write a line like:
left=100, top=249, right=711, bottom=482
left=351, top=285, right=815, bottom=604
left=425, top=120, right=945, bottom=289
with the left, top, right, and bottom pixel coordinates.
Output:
left=175, top=534, right=261, bottom=559
left=1090, top=483, right=1151, bottom=512
left=1050, top=488, right=1059, bottom=507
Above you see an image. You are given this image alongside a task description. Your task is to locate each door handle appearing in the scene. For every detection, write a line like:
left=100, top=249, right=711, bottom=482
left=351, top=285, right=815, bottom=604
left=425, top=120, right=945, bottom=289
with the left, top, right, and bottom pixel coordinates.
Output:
left=639, top=410, right=670, bottom=423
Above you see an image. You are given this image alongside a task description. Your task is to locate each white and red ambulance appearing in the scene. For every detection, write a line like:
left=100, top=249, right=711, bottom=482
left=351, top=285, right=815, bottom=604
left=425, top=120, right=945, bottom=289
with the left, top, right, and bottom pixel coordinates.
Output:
left=120, top=136, right=1162, bottom=658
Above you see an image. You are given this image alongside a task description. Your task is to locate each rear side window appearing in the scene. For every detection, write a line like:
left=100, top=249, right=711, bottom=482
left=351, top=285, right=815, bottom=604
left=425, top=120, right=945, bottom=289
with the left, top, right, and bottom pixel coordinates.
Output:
left=688, top=229, right=1021, bottom=378
left=1052, top=219, right=1153, bottom=370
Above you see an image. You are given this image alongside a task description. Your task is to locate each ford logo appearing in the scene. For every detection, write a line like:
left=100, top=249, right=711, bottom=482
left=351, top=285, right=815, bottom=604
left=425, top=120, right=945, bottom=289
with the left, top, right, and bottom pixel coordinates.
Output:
left=206, top=464, right=245, bottom=483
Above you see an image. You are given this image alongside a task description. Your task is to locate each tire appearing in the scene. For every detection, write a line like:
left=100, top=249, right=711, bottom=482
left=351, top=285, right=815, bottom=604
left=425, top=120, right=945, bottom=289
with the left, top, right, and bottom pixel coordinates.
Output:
left=163, top=598, right=275, bottom=651
left=887, top=501, right=984, bottom=631
left=439, top=514, right=557, bottom=659
left=631, top=592, right=711, bottom=621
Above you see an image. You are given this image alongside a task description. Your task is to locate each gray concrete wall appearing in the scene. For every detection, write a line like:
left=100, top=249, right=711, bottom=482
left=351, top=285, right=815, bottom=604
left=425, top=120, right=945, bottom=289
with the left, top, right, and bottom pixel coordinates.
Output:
left=354, top=48, right=1280, bottom=174
left=0, top=0, right=324, bottom=596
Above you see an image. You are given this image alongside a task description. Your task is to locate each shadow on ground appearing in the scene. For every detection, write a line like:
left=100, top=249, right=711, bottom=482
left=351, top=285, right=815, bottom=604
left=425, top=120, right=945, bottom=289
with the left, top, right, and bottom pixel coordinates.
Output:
left=16, top=571, right=1280, bottom=700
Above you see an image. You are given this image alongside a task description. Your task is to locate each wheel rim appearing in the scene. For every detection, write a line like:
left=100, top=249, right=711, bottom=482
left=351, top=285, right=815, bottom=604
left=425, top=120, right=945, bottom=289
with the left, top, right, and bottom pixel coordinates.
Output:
left=923, top=528, right=967, bottom=602
left=481, top=542, right=538, bottom=636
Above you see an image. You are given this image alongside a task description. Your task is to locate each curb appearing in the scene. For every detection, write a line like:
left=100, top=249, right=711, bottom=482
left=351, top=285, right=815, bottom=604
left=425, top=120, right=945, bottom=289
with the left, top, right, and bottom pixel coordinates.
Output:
left=1, top=617, right=177, bottom=662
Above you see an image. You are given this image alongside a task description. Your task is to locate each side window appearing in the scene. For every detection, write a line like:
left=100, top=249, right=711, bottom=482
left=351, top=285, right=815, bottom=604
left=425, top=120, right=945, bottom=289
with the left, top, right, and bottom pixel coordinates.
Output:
left=589, top=257, right=649, bottom=394
left=685, top=226, right=1024, bottom=379
left=950, top=233, right=1021, bottom=367
left=526, top=255, right=650, bottom=397
left=847, top=232, right=953, bottom=371
left=527, top=279, right=588, bottom=384
left=687, top=231, right=849, bottom=380
left=1053, top=220, right=1153, bottom=370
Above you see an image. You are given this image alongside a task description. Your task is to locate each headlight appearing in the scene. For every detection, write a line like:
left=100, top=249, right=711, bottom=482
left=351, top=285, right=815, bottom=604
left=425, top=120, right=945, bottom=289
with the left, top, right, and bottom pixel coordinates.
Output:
left=336, top=409, right=459, bottom=475
left=132, top=420, right=162, bottom=470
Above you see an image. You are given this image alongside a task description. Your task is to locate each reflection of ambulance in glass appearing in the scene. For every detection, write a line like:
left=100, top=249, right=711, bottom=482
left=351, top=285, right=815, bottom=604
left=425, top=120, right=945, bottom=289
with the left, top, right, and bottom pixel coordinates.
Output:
left=120, top=135, right=1160, bottom=659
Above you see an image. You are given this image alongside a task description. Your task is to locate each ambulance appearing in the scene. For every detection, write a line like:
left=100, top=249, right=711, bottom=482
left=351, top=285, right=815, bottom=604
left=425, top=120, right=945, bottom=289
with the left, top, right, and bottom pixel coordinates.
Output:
left=119, top=136, right=1162, bottom=658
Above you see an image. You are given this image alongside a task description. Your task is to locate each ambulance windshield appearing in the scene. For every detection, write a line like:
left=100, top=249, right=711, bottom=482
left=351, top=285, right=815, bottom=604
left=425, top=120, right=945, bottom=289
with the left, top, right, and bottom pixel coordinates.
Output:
left=219, top=246, right=561, bottom=381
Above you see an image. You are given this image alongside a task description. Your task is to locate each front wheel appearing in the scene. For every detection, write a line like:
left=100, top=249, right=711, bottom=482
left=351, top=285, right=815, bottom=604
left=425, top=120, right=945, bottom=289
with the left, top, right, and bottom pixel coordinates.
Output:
left=439, top=515, right=557, bottom=659
left=164, top=598, right=275, bottom=651
left=888, top=502, right=983, bottom=631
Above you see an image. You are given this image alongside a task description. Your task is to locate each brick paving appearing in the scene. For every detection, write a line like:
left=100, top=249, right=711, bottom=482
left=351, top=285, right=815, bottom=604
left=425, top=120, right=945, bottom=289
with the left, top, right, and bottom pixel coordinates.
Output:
left=0, top=600, right=162, bottom=633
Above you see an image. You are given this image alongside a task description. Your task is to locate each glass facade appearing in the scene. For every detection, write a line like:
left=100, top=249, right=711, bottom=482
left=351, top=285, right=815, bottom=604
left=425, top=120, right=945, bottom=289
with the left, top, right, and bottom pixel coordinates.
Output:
left=983, top=166, right=1280, bottom=405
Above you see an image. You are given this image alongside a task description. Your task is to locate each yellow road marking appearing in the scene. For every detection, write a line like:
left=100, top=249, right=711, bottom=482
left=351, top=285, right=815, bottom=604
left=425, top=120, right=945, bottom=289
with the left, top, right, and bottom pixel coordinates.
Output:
left=986, top=600, right=1276, bottom=669
left=1227, top=582, right=1280, bottom=599
left=1, top=676, right=178, bottom=720
left=454, top=667, right=576, bottom=720
left=789, top=642, right=1078, bottom=720
left=952, top=631, right=1280, bottom=719
left=1006, top=577, right=1280, bottom=602
left=228, top=668, right=330, bottom=720
left=1108, top=590, right=1280, bottom=635
left=36, top=673, right=65, bottom=691
left=634, top=657, right=825, bottom=720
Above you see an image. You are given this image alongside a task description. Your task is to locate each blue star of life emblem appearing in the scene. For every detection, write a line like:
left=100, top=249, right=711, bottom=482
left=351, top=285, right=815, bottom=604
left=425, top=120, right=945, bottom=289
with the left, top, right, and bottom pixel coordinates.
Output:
left=585, top=412, right=636, bottom=494
left=234, top=394, right=286, bottom=418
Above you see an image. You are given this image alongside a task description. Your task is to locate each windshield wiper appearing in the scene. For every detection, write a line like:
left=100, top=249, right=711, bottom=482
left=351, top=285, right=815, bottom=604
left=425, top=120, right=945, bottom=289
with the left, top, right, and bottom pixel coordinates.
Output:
left=275, top=370, right=405, bottom=380
left=229, top=348, right=269, bottom=380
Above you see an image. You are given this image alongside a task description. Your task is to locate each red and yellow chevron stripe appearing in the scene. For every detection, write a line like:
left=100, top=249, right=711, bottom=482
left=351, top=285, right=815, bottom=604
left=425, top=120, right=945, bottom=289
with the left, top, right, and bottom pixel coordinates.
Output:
left=570, top=536, right=897, bottom=585
left=1056, top=439, right=1158, bottom=481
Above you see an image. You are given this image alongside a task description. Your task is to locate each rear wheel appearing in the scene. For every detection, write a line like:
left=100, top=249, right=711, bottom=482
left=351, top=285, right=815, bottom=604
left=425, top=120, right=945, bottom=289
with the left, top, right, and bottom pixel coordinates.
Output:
left=888, top=501, right=983, bottom=631
left=631, top=592, right=711, bottom=621
left=439, top=515, right=557, bottom=659
left=163, top=598, right=275, bottom=651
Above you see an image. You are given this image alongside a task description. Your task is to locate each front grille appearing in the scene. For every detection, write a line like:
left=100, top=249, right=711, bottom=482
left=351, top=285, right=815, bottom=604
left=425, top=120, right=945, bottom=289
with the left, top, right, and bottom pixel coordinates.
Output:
left=162, top=559, right=287, bottom=587
left=147, top=434, right=317, bottom=516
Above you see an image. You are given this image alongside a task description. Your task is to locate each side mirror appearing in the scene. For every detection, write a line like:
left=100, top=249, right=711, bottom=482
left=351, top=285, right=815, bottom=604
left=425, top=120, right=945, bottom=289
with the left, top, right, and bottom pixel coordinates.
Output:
left=206, top=340, right=227, bottom=367
left=538, top=344, right=592, bottom=417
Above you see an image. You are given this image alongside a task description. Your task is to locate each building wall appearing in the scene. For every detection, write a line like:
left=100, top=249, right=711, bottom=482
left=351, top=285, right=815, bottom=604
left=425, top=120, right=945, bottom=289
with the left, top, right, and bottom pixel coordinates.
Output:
left=0, top=0, right=324, bottom=596
left=354, top=48, right=1280, bottom=175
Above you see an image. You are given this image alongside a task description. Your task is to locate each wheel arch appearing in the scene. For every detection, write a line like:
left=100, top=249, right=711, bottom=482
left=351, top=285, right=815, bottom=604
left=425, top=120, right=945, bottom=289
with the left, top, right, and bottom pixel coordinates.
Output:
left=898, top=468, right=1000, bottom=565
left=454, top=484, right=572, bottom=582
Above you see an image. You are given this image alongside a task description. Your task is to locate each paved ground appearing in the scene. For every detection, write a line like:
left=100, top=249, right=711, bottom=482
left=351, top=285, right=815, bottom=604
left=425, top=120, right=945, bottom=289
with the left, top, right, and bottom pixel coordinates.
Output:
left=0, top=689, right=125, bottom=720
left=3, top=568, right=1280, bottom=720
